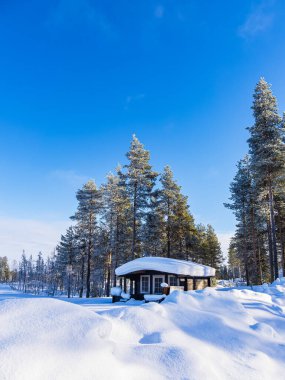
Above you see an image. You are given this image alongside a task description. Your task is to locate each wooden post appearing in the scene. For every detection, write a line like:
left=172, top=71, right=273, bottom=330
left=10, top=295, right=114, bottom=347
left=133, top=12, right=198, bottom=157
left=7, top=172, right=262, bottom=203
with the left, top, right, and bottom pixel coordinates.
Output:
left=184, top=277, right=187, bottom=291
left=123, top=277, right=127, bottom=293
left=193, top=278, right=196, bottom=290
left=208, top=278, right=211, bottom=287
left=150, top=274, right=153, bottom=294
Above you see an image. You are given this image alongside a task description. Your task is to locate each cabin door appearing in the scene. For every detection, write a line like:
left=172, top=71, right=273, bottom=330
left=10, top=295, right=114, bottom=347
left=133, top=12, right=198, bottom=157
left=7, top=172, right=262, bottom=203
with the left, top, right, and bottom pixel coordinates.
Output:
left=153, top=275, right=165, bottom=294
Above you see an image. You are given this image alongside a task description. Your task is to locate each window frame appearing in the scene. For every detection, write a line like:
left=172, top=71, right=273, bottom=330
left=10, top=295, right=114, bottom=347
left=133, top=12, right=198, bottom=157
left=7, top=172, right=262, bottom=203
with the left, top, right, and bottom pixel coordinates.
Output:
left=140, top=275, right=150, bottom=294
left=153, top=275, right=165, bottom=294
left=168, top=275, right=178, bottom=287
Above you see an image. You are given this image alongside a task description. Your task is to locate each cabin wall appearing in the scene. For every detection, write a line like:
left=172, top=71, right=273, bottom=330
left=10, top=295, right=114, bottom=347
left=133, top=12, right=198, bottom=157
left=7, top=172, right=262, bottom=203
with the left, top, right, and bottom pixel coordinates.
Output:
left=122, top=270, right=214, bottom=296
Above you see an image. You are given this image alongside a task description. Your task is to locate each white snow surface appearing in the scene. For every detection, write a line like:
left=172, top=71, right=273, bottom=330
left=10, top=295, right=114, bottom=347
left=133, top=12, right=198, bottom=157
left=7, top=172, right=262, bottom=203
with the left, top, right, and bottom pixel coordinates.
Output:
left=0, top=279, right=285, bottom=380
left=115, top=256, right=215, bottom=277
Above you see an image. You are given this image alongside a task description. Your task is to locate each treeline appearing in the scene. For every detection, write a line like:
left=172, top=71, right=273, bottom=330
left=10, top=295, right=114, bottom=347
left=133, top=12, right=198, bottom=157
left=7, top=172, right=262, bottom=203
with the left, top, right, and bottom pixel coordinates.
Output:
left=0, top=256, right=10, bottom=282
left=12, top=136, right=223, bottom=297
left=225, top=78, right=285, bottom=285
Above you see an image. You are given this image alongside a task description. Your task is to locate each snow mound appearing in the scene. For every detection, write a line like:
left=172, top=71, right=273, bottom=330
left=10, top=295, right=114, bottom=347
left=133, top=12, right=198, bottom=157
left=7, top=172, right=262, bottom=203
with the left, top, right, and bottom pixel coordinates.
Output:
left=1, top=281, right=285, bottom=380
left=250, top=322, right=277, bottom=338
left=0, top=292, right=157, bottom=380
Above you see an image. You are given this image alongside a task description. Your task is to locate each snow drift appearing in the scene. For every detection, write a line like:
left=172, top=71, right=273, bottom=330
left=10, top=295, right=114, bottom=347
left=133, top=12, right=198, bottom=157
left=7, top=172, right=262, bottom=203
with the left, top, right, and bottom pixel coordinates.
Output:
left=0, top=280, right=284, bottom=380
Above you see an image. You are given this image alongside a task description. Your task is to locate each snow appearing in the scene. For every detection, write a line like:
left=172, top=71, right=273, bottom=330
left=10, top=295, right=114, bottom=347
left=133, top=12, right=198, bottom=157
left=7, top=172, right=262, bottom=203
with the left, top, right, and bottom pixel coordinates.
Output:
left=0, top=280, right=285, bottom=379
left=110, top=286, right=122, bottom=296
left=115, top=256, right=215, bottom=277
left=120, top=291, right=131, bottom=300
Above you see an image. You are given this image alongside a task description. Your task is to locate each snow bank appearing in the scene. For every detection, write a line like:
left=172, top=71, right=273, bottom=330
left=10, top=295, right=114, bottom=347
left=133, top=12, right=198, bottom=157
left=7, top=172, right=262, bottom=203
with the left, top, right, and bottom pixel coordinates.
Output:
left=1, top=280, right=285, bottom=380
left=0, top=287, right=157, bottom=380
left=115, top=256, right=215, bottom=277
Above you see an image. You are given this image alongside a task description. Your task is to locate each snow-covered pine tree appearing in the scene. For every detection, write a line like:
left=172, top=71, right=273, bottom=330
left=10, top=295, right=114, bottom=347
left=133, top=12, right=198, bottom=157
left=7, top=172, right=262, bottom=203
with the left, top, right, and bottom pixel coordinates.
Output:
left=204, top=225, right=223, bottom=272
left=0, top=256, right=10, bottom=282
left=35, top=252, right=45, bottom=294
left=100, top=170, right=132, bottom=294
left=121, top=135, right=158, bottom=260
left=142, top=188, right=165, bottom=257
left=160, top=166, right=181, bottom=258
left=228, top=239, right=241, bottom=279
left=248, top=78, right=285, bottom=279
left=160, top=166, right=197, bottom=259
left=71, top=180, right=101, bottom=298
left=56, top=226, right=78, bottom=298
left=225, top=156, right=266, bottom=284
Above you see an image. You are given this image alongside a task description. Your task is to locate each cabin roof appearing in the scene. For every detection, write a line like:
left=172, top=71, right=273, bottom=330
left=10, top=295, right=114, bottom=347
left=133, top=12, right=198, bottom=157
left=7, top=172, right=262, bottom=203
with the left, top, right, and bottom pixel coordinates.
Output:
left=115, top=257, right=215, bottom=277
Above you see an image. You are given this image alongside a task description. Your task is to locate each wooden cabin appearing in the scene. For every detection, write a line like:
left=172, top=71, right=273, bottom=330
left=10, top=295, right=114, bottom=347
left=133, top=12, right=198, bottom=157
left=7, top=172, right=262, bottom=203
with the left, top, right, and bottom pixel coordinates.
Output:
left=115, top=257, right=216, bottom=301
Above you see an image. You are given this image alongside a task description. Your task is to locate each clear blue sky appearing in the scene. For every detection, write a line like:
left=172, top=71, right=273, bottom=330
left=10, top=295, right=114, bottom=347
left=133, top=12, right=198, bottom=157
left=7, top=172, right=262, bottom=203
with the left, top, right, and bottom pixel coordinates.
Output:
left=1, top=0, right=285, bottom=260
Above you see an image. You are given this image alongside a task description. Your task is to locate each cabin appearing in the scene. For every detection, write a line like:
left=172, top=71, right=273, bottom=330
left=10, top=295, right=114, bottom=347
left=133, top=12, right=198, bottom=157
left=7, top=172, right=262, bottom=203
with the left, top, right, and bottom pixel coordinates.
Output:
left=113, top=256, right=215, bottom=302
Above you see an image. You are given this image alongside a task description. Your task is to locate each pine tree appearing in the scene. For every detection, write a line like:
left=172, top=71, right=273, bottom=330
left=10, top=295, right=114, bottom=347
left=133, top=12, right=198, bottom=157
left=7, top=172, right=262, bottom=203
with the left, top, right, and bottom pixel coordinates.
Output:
left=71, top=180, right=101, bottom=298
left=0, top=256, right=10, bottom=282
left=160, top=166, right=197, bottom=259
left=204, top=225, right=223, bottom=271
left=35, top=252, right=45, bottom=293
left=121, top=135, right=158, bottom=259
left=101, top=170, right=132, bottom=294
left=143, top=189, right=164, bottom=256
left=225, top=156, right=265, bottom=284
left=160, top=166, right=181, bottom=258
left=248, top=78, right=285, bottom=279
left=56, top=226, right=78, bottom=298
left=228, top=239, right=241, bottom=279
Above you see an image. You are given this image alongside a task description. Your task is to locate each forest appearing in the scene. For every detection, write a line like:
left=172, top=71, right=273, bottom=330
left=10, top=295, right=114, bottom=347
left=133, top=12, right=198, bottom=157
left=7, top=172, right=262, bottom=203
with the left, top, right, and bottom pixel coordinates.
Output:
left=4, top=78, right=284, bottom=296
left=226, top=78, right=285, bottom=285
left=5, top=136, right=222, bottom=297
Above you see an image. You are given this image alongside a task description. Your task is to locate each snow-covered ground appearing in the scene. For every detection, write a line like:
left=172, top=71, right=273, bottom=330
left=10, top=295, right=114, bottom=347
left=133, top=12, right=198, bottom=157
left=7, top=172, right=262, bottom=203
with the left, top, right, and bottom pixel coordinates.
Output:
left=0, top=281, right=284, bottom=380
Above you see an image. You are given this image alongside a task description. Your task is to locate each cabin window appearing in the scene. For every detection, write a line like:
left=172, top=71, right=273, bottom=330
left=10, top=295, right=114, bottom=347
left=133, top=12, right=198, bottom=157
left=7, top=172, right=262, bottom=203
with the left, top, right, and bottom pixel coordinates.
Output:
left=187, top=279, right=194, bottom=290
left=140, top=275, right=150, bottom=293
left=153, top=275, right=165, bottom=294
left=195, top=279, right=208, bottom=290
left=169, top=275, right=178, bottom=286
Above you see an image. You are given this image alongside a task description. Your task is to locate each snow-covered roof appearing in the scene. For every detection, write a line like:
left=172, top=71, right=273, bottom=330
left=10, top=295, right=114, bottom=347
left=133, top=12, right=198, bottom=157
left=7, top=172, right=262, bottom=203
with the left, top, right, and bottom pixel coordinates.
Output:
left=115, top=257, right=215, bottom=277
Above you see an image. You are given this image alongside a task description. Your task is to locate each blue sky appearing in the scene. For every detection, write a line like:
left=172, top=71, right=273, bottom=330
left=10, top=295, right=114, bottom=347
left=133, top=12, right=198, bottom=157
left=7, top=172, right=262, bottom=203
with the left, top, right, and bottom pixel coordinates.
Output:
left=1, top=0, right=285, bottom=260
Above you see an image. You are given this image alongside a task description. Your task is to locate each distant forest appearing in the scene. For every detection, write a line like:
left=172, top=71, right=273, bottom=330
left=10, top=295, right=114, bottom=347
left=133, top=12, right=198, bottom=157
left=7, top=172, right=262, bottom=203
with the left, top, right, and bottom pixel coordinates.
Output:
left=5, top=136, right=223, bottom=297
left=225, top=78, right=285, bottom=285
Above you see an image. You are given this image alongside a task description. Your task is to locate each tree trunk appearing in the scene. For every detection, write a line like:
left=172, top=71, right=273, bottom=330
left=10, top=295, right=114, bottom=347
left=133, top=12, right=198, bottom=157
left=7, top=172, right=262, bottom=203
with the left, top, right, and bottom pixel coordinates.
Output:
left=268, top=183, right=278, bottom=279
left=267, top=219, right=274, bottom=282
left=86, top=240, right=91, bottom=298
left=79, top=253, right=85, bottom=298
left=250, top=203, right=260, bottom=284
left=67, top=273, right=71, bottom=298
left=131, top=183, right=137, bottom=260
left=277, top=213, right=285, bottom=277
left=113, top=216, right=119, bottom=287
left=106, top=252, right=111, bottom=297
left=167, top=199, right=170, bottom=258
left=245, top=261, right=249, bottom=286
